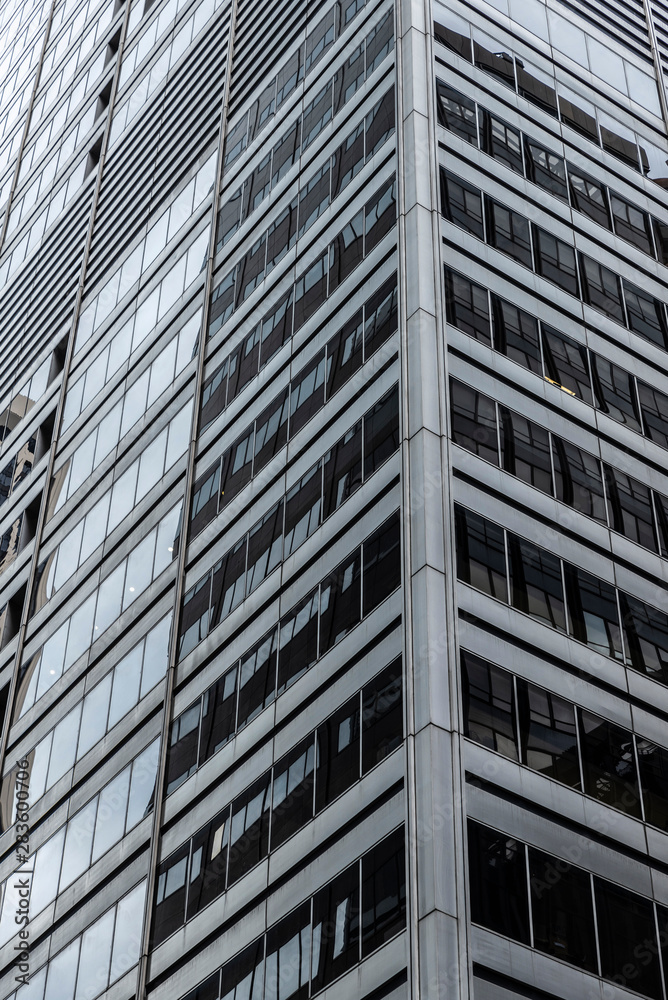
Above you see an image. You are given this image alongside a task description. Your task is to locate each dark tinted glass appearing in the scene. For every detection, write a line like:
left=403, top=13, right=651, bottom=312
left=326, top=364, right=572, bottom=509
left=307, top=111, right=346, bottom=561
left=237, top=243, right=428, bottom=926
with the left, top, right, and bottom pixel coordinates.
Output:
left=199, top=666, right=237, bottom=765
left=611, top=194, right=653, bottom=254
left=637, top=741, right=668, bottom=831
left=316, top=696, right=360, bottom=810
left=246, top=501, right=284, bottom=594
left=620, top=592, right=668, bottom=685
left=541, top=326, right=591, bottom=402
left=595, top=879, right=663, bottom=1000
left=260, top=290, right=293, bottom=364
left=479, top=110, right=522, bottom=173
left=440, top=170, right=484, bottom=239
left=332, top=123, right=363, bottom=198
left=227, top=328, right=260, bottom=403
left=362, top=659, right=402, bottom=772
left=623, top=280, right=668, bottom=349
left=579, top=709, right=640, bottom=817
left=365, top=9, right=393, bottom=74
left=209, top=269, right=235, bottom=335
left=564, top=564, right=623, bottom=660
left=462, top=651, right=517, bottom=758
left=298, top=163, right=330, bottom=237
left=211, top=539, right=246, bottom=627
left=363, top=511, right=401, bottom=615
left=200, top=360, right=228, bottom=433
left=365, top=86, right=395, bottom=160
left=552, top=439, right=606, bottom=522
left=182, top=972, right=220, bottom=1000
left=271, top=735, right=315, bottom=849
left=361, top=827, right=406, bottom=955
left=242, top=153, right=271, bottom=221
left=265, top=904, right=311, bottom=1000
left=450, top=380, right=498, bottom=465
left=236, top=234, right=266, bottom=305
left=153, top=842, right=189, bottom=945
left=473, top=36, right=515, bottom=88
left=499, top=407, right=551, bottom=492
left=305, top=7, right=335, bottom=73
left=638, top=381, right=668, bottom=450
left=364, top=386, right=399, bottom=476
left=533, top=228, right=578, bottom=295
left=265, top=200, right=297, bottom=273
left=186, top=808, right=230, bottom=919
left=604, top=465, right=657, bottom=551
left=278, top=590, right=319, bottom=692
left=323, top=421, right=362, bottom=519
left=434, top=20, right=471, bottom=59
left=529, top=848, right=596, bottom=972
left=491, top=295, right=541, bottom=373
left=227, top=771, right=271, bottom=885
left=216, top=186, right=242, bottom=250
left=507, top=534, right=566, bottom=631
left=284, top=463, right=321, bottom=558
left=237, top=630, right=277, bottom=728
left=166, top=701, right=200, bottom=794
left=293, top=253, right=328, bottom=331
left=312, top=863, right=359, bottom=991
left=179, top=572, right=211, bottom=659
left=467, top=820, right=529, bottom=943
left=334, top=43, right=364, bottom=114
left=329, top=210, right=364, bottom=292
left=302, top=82, right=333, bottom=149
left=486, top=198, right=532, bottom=267
left=600, top=124, right=639, bottom=170
left=524, top=139, right=567, bottom=200
left=248, top=81, right=276, bottom=143
left=455, top=506, right=506, bottom=600
left=517, top=679, right=580, bottom=787
left=191, top=461, right=220, bottom=537
left=559, top=95, right=598, bottom=142
left=272, top=119, right=301, bottom=185
left=652, top=218, right=668, bottom=266
left=365, top=176, right=396, bottom=252
left=444, top=269, right=490, bottom=344
left=579, top=254, right=623, bottom=322
left=591, top=355, right=641, bottom=432
left=220, top=938, right=264, bottom=1000
left=436, top=82, right=477, bottom=144
left=567, top=167, right=611, bottom=228
left=320, top=547, right=362, bottom=653
left=219, top=430, right=253, bottom=510
left=364, top=275, right=398, bottom=357
left=290, top=350, right=326, bottom=437
left=517, top=62, right=557, bottom=115
left=254, top=390, right=289, bottom=474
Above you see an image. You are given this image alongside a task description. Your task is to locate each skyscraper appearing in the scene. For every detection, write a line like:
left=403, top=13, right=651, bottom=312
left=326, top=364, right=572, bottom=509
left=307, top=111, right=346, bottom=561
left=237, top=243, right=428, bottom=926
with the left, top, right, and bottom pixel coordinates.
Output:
left=1, top=0, right=668, bottom=997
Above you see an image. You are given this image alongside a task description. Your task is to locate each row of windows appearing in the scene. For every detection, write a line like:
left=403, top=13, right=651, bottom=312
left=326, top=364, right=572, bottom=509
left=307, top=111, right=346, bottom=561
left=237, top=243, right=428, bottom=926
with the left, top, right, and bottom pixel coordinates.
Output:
left=451, top=378, right=668, bottom=557
left=75, top=153, right=215, bottom=353
left=445, top=267, right=668, bottom=456
left=0, top=737, right=158, bottom=946
left=155, top=660, right=401, bottom=943
left=18, top=500, right=181, bottom=719
left=217, top=83, right=395, bottom=253
left=456, top=503, right=668, bottom=686
left=437, top=81, right=668, bottom=268
left=200, top=268, right=396, bottom=440
left=463, top=650, right=668, bottom=830
left=35, top=408, right=187, bottom=617
left=174, top=827, right=405, bottom=1000
left=179, top=507, right=400, bottom=664
left=223, top=0, right=390, bottom=167
left=209, top=174, right=396, bottom=337
left=167, top=619, right=400, bottom=796
left=1, top=613, right=170, bottom=827
left=192, top=351, right=397, bottom=542
left=469, top=819, right=668, bottom=999
left=64, top=304, right=199, bottom=432
left=108, top=0, right=226, bottom=148
left=442, top=168, right=668, bottom=353
left=119, top=0, right=206, bottom=89
left=0, top=432, right=36, bottom=511
left=434, top=11, right=666, bottom=179
left=0, top=352, right=51, bottom=449
left=36, top=0, right=113, bottom=105
left=3, top=879, right=146, bottom=1000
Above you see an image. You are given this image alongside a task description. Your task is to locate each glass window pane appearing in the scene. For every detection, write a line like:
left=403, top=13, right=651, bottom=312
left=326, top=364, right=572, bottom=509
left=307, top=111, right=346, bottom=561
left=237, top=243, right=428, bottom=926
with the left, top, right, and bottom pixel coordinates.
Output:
left=186, top=807, right=230, bottom=920
left=462, top=651, right=517, bottom=759
left=541, top=325, right=591, bottom=402
left=362, top=659, right=402, bottom=772
left=552, top=439, right=606, bottom=522
left=508, top=534, right=565, bottom=631
left=278, top=591, right=319, bottom=692
left=316, top=696, right=360, bottom=811
left=603, top=465, right=657, bottom=551
left=579, top=709, right=640, bottom=817
left=620, top=592, right=668, bottom=685
left=271, top=734, right=315, bottom=849
left=579, top=254, right=623, bottom=322
left=361, top=827, right=406, bottom=956
left=533, top=227, right=578, bottom=295
left=246, top=500, right=284, bottom=594
left=285, top=464, right=321, bottom=558
left=311, top=863, right=359, bottom=992
left=595, top=879, right=663, bottom=1000
left=436, top=82, right=477, bottom=144
left=637, top=740, right=668, bottom=831
left=479, top=110, right=522, bottom=174
left=440, top=170, right=483, bottom=239
left=126, top=738, right=159, bottom=829
left=524, top=139, right=566, bottom=200
left=362, top=511, right=401, bottom=616
left=364, top=274, right=398, bottom=357
left=567, top=166, right=610, bottom=228
left=364, top=386, right=399, bottom=477
left=591, top=354, right=641, bottom=432
left=528, top=847, right=596, bottom=971
left=564, top=564, right=623, bottom=660
left=228, top=772, right=271, bottom=885
left=444, top=269, right=490, bottom=345
left=92, top=766, right=130, bottom=861
left=326, top=311, right=363, bottom=399
left=491, top=294, right=541, bottom=373
left=153, top=845, right=189, bottom=946
left=499, top=407, right=551, bottom=493
left=110, top=881, right=146, bottom=982
left=290, top=349, right=326, bottom=438
left=623, top=279, right=668, bottom=350
left=75, top=908, right=114, bottom=1000
left=455, top=506, right=507, bottom=600
left=60, top=798, right=97, bottom=889
left=517, top=679, right=580, bottom=786
left=199, top=666, right=237, bottom=765
left=265, top=902, right=311, bottom=1000
left=211, top=539, right=247, bottom=627
left=323, top=421, right=362, bottom=519
left=237, top=629, right=277, bottom=728
left=467, top=819, right=529, bottom=942
left=638, top=381, right=668, bottom=450
left=44, top=938, right=79, bottom=1000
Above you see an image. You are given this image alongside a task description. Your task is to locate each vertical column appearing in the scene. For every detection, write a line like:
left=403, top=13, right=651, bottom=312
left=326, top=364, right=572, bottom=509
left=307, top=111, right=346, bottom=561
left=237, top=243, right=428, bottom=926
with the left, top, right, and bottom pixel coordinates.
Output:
left=395, top=0, right=470, bottom=996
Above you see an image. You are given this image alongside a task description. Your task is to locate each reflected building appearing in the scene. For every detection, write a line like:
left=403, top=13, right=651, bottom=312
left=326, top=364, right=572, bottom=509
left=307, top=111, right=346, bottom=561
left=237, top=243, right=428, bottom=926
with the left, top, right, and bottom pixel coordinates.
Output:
left=0, top=0, right=666, bottom=999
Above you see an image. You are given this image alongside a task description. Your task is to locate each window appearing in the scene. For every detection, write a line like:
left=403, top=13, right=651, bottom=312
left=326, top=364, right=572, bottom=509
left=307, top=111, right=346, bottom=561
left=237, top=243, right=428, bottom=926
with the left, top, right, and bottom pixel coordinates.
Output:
left=305, top=8, right=335, bottom=72
left=190, top=462, right=220, bottom=537
left=610, top=193, right=653, bottom=254
left=524, top=139, right=567, bottom=200
left=450, top=381, right=498, bottom=465
left=246, top=501, right=283, bottom=594
left=236, top=234, right=266, bottom=305
left=186, top=808, right=230, bottom=920
left=265, top=903, right=311, bottom=1000
left=361, top=827, right=406, bottom=955
left=595, top=879, right=664, bottom=1000
left=533, top=227, right=578, bottom=296
left=637, top=741, right=668, bottom=831
left=604, top=465, right=657, bottom=551
left=455, top=506, right=507, bottom=600
left=623, top=280, right=668, bottom=349
left=491, top=294, right=541, bottom=373
left=620, top=592, right=668, bottom=685
left=434, top=14, right=471, bottom=60
left=154, top=843, right=189, bottom=945
left=578, top=710, right=641, bottom=817
left=517, top=679, right=580, bottom=786
left=298, top=163, right=330, bottom=237
left=179, top=572, right=211, bottom=659
left=266, top=201, right=297, bottom=272
left=541, top=326, right=591, bottom=401
left=260, top=289, right=293, bottom=363
left=473, top=33, right=515, bottom=89
left=227, top=327, right=260, bottom=403
left=564, top=564, right=623, bottom=660
left=302, top=82, right=333, bottom=148
left=293, top=253, right=328, bottom=331
left=507, top=534, right=566, bottom=631
left=440, top=170, right=484, bottom=239
left=365, top=87, right=395, bottom=160
left=567, top=166, right=611, bottom=228
left=479, top=110, right=522, bottom=173
left=326, top=312, right=363, bottom=398
left=323, top=421, right=362, bottom=518
left=320, top=548, right=362, bottom=653
left=315, top=696, right=360, bottom=810
left=364, top=275, right=398, bottom=357
left=329, top=209, right=364, bottom=291
left=289, top=349, right=326, bottom=437
left=552, top=439, right=606, bottom=522
left=436, top=82, right=477, bottom=144
left=486, top=197, right=532, bottom=267
left=364, top=387, right=399, bottom=476
left=166, top=702, right=200, bottom=794
left=331, top=122, right=363, bottom=198
left=499, top=407, right=551, bottom=492
left=228, top=772, right=271, bottom=886
left=219, top=429, right=253, bottom=510
left=467, top=820, right=529, bottom=943
left=216, top=187, right=241, bottom=248
left=638, top=381, right=668, bottom=449
left=237, top=631, right=277, bottom=728
left=284, top=464, right=321, bottom=558
left=366, top=9, right=394, bottom=74
left=312, top=864, right=359, bottom=992
left=444, top=269, right=490, bottom=344
left=461, top=651, right=517, bottom=758
left=362, top=659, right=402, bottom=771
left=254, top=389, right=289, bottom=473
left=242, top=154, right=271, bottom=222
left=517, top=61, right=557, bottom=115
left=198, top=667, right=237, bottom=765
left=365, top=176, right=396, bottom=252
left=579, top=254, right=623, bottom=322
left=278, top=591, right=319, bottom=692
left=270, top=735, right=315, bottom=849
left=272, top=119, right=301, bottom=186
left=528, top=847, right=596, bottom=972
left=210, top=538, right=246, bottom=626
left=362, top=511, right=401, bottom=615
left=334, top=44, right=364, bottom=114
left=591, top=355, right=641, bottom=432
left=200, top=362, right=227, bottom=432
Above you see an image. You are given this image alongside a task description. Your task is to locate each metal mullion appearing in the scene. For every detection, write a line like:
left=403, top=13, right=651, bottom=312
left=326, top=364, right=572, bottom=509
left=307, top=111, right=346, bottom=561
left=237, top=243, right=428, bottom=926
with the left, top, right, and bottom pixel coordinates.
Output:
left=614, top=587, right=627, bottom=666
left=589, top=872, right=603, bottom=977
left=502, top=525, right=511, bottom=607
left=523, top=841, right=534, bottom=950
left=652, top=897, right=668, bottom=1000
left=572, top=703, right=586, bottom=797
left=511, top=673, right=522, bottom=765
left=631, top=731, right=648, bottom=826
left=547, top=430, right=557, bottom=503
